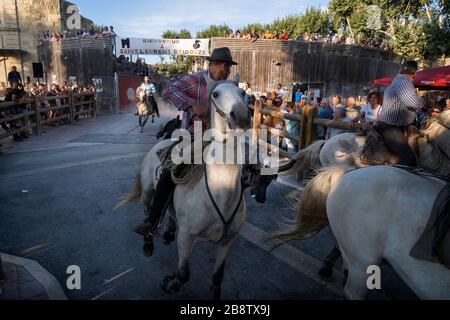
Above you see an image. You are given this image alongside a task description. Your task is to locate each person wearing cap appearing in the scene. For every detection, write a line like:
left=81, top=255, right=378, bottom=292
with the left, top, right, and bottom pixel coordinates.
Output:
left=133, top=47, right=238, bottom=257
left=378, top=61, right=426, bottom=166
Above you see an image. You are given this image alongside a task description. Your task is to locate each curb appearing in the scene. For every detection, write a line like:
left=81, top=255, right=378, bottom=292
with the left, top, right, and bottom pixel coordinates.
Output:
left=1, top=253, right=68, bottom=300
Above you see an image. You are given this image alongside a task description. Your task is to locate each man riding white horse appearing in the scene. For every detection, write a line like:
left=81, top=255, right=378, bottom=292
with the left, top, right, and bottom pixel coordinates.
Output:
left=135, top=76, right=157, bottom=116
left=133, top=47, right=238, bottom=256
left=377, top=60, right=426, bottom=166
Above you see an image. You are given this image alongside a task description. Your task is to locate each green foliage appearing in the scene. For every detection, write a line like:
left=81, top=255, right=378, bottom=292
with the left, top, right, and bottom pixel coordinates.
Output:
left=161, top=29, right=192, bottom=39
left=240, top=23, right=269, bottom=35
left=161, top=29, right=194, bottom=73
left=196, top=24, right=231, bottom=38
left=328, top=0, right=449, bottom=64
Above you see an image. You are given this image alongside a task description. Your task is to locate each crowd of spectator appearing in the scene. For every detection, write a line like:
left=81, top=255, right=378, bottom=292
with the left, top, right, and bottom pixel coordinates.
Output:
left=225, top=28, right=392, bottom=51
left=40, top=26, right=116, bottom=44
left=243, top=82, right=450, bottom=154
left=0, top=75, right=96, bottom=142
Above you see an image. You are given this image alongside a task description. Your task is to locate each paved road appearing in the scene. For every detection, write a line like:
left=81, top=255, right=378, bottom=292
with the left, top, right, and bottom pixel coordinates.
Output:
left=0, top=97, right=417, bottom=300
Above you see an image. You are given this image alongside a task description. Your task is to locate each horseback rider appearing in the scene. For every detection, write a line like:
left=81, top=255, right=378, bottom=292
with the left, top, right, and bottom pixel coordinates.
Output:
left=135, top=76, right=157, bottom=116
left=377, top=61, right=426, bottom=166
left=133, top=47, right=238, bottom=256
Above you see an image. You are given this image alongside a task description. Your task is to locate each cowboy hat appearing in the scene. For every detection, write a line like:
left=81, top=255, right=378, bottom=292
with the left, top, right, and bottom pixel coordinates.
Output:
left=206, top=47, right=238, bottom=65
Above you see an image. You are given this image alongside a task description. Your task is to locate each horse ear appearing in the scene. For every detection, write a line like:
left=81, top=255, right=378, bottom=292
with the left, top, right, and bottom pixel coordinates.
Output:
left=205, top=74, right=217, bottom=97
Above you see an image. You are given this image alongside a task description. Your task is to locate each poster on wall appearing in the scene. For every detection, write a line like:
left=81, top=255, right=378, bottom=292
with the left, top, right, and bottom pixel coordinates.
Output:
left=93, top=78, right=103, bottom=93
left=115, top=37, right=210, bottom=56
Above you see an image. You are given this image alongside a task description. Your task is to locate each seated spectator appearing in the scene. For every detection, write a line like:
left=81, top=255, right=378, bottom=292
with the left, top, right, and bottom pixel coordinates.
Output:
left=268, top=91, right=281, bottom=108
left=294, top=88, right=303, bottom=107
left=445, top=98, right=450, bottom=112
left=360, top=91, right=382, bottom=124
left=326, top=106, right=351, bottom=140
left=273, top=118, right=287, bottom=150
left=316, top=100, right=334, bottom=139
left=277, top=84, right=286, bottom=99
left=235, top=30, right=242, bottom=38
left=345, top=97, right=360, bottom=121
left=281, top=30, right=289, bottom=41
left=283, top=105, right=299, bottom=153
left=250, top=30, right=260, bottom=43
left=331, top=95, right=344, bottom=110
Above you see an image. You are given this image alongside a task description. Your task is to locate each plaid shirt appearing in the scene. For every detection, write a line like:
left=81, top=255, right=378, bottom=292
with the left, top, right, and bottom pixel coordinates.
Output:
left=162, top=71, right=209, bottom=132
left=379, top=74, right=425, bottom=126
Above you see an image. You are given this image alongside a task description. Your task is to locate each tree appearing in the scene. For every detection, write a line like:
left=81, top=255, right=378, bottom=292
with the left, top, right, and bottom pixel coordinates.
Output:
left=161, top=29, right=194, bottom=73
left=196, top=24, right=231, bottom=38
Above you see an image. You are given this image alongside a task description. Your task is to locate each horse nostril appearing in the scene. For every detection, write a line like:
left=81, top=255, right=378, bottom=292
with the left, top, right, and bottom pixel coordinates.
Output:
left=230, top=111, right=236, bottom=120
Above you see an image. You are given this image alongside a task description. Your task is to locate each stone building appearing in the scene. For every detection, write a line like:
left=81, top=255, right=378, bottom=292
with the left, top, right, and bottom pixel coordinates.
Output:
left=0, top=0, right=93, bottom=95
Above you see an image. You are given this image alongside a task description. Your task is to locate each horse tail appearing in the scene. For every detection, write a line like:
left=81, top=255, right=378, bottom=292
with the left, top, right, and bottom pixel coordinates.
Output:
left=282, top=140, right=326, bottom=176
left=267, top=166, right=350, bottom=246
left=114, top=175, right=142, bottom=210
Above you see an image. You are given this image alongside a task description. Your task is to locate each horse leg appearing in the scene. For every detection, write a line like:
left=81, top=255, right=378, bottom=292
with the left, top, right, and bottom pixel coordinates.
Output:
left=340, top=248, right=380, bottom=300
left=211, top=237, right=237, bottom=300
left=141, top=116, right=149, bottom=133
left=160, top=231, right=195, bottom=294
left=139, top=116, right=143, bottom=133
left=162, top=216, right=177, bottom=245
left=318, top=245, right=341, bottom=280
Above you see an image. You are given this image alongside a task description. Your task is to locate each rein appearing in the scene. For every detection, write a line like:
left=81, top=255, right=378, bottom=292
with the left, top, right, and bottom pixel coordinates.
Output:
left=203, top=156, right=244, bottom=244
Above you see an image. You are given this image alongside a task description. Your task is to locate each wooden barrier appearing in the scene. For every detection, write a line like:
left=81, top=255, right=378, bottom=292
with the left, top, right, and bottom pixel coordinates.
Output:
left=0, top=93, right=96, bottom=141
left=252, top=102, right=366, bottom=162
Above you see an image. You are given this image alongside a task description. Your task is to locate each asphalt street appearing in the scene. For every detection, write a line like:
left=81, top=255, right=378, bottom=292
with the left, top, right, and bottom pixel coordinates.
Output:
left=0, top=97, right=417, bottom=300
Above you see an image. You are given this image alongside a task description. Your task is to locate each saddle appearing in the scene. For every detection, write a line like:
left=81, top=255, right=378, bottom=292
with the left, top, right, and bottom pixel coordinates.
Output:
left=156, top=140, right=206, bottom=186
left=410, top=183, right=450, bottom=269
left=360, top=130, right=397, bottom=166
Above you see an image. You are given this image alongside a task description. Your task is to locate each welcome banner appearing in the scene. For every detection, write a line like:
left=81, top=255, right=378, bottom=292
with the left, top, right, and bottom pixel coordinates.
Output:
left=116, top=37, right=210, bottom=56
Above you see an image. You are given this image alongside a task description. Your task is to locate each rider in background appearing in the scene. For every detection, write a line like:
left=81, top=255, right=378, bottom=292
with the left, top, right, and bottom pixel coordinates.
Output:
left=133, top=47, right=238, bottom=257
left=135, top=76, right=156, bottom=116
left=377, top=61, right=426, bottom=166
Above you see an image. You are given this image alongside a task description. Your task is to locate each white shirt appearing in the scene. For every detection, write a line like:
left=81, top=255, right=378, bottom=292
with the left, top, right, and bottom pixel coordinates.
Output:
left=362, top=103, right=381, bottom=123
left=137, top=83, right=156, bottom=99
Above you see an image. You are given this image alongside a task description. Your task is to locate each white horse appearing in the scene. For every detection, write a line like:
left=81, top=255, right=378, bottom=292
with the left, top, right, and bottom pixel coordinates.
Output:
left=281, top=110, right=450, bottom=177
left=272, top=165, right=450, bottom=299
left=137, top=90, right=159, bottom=133
left=117, top=78, right=268, bottom=299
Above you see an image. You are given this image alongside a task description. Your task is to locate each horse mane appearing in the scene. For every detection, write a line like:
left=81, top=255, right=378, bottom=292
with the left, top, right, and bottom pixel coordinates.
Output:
left=439, top=109, right=450, bottom=127
left=422, top=110, right=450, bottom=133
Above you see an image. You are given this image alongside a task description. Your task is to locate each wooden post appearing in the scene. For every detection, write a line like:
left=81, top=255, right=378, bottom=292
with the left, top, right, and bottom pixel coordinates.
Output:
left=299, top=106, right=308, bottom=150
left=93, top=95, right=97, bottom=119
left=305, top=106, right=318, bottom=147
left=69, top=92, right=74, bottom=124
left=34, top=96, right=42, bottom=136
left=252, top=100, right=262, bottom=145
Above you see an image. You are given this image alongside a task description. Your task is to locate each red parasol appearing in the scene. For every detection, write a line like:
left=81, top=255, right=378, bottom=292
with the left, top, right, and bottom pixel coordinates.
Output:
left=413, top=65, right=450, bottom=89
left=369, top=76, right=395, bottom=86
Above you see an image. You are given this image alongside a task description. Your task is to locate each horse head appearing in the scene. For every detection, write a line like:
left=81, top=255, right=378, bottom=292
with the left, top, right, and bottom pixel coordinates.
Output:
left=206, top=75, right=250, bottom=134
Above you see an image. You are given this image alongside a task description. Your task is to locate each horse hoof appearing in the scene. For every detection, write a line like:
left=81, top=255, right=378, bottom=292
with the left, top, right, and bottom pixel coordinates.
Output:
left=318, top=266, right=334, bottom=280
left=162, top=231, right=176, bottom=245
left=160, top=274, right=183, bottom=294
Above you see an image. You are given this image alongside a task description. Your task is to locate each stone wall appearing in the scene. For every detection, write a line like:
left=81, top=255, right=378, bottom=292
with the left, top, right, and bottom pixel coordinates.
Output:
left=0, top=0, right=62, bottom=90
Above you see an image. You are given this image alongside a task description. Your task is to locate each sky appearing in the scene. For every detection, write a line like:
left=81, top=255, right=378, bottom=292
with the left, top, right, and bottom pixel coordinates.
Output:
left=73, top=0, right=330, bottom=39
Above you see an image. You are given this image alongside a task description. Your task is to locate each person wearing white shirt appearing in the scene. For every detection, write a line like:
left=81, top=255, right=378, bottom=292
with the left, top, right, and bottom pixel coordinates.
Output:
left=360, top=92, right=382, bottom=124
